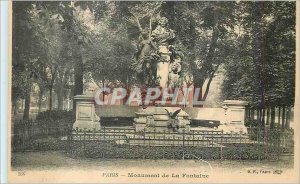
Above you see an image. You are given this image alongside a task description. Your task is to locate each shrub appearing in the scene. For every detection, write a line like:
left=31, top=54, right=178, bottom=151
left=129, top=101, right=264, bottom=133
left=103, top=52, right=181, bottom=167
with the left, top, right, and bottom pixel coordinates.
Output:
left=35, top=110, right=75, bottom=137
left=66, top=142, right=275, bottom=160
left=16, top=137, right=66, bottom=151
left=245, top=119, right=258, bottom=127
left=36, top=110, right=74, bottom=125
left=12, top=110, right=75, bottom=151
left=14, top=119, right=35, bottom=127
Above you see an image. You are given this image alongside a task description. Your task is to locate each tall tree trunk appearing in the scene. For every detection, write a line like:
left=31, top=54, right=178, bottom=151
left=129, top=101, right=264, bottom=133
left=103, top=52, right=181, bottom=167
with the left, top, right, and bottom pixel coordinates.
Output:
left=57, top=85, right=64, bottom=110
left=281, top=106, right=286, bottom=130
left=270, top=106, right=275, bottom=129
left=248, top=108, right=251, bottom=119
left=23, top=87, right=31, bottom=120
left=285, top=106, right=291, bottom=129
left=49, top=87, right=53, bottom=110
left=245, top=107, right=249, bottom=119
left=193, top=81, right=203, bottom=107
left=278, top=106, right=281, bottom=128
left=48, top=74, right=56, bottom=110
left=248, top=109, right=250, bottom=119
left=259, top=108, right=262, bottom=125
left=102, top=79, right=105, bottom=103
left=73, top=53, right=84, bottom=111
left=261, top=107, right=265, bottom=126
left=38, top=89, right=43, bottom=113
left=256, top=108, right=260, bottom=127
left=203, top=73, right=216, bottom=100
left=13, top=99, right=18, bottom=115
left=266, top=106, right=270, bottom=125
left=57, top=92, right=64, bottom=110
left=56, top=69, right=68, bottom=110
left=251, top=108, right=255, bottom=120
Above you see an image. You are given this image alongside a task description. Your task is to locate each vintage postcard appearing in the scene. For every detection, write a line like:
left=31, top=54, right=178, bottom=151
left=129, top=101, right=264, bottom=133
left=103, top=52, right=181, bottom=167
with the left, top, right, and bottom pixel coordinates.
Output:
left=6, top=0, right=299, bottom=183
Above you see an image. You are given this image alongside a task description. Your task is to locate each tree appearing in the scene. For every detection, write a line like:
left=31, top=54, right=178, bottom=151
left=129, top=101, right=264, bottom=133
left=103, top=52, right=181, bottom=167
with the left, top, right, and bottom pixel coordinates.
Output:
left=33, top=1, right=92, bottom=110
left=12, top=2, right=45, bottom=119
left=222, top=1, right=295, bottom=129
left=159, top=2, right=239, bottom=104
left=26, top=4, right=72, bottom=110
left=84, top=4, right=136, bottom=93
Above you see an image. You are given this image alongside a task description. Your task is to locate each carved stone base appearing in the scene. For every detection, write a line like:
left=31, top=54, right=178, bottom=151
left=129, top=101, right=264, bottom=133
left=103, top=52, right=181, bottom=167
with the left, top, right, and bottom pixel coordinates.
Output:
left=73, top=95, right=101, bottom=131
left=73, top=121, right=101, bottom=131
left=218, top=100, right=248, bottom=134
left=134, top=106, right=190, bottom=132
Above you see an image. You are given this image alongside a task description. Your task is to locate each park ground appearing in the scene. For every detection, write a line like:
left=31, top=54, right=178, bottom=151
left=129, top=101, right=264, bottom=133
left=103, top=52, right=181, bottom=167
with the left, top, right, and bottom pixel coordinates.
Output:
left=11, top=151, right=294, bottom=173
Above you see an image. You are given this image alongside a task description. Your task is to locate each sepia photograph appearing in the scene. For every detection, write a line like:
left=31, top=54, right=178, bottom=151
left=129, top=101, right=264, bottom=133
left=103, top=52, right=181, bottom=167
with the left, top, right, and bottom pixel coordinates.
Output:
left=6, top=1, right=299, bottom=183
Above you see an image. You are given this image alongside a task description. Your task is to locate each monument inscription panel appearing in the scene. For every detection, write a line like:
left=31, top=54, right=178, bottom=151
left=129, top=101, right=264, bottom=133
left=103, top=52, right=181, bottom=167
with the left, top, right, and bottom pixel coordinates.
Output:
left=78, top=104, right=93, bottom=120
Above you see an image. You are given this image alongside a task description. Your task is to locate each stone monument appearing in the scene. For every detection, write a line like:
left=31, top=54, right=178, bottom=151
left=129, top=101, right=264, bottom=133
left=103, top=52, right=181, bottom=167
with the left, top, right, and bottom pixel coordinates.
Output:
left=217, top=100, right=248, bottom=134
left=133, top=17, right=191, bottom=132
left=73, top=95, right=101, bottom=131
left=72, top=17, right=248, bottom=134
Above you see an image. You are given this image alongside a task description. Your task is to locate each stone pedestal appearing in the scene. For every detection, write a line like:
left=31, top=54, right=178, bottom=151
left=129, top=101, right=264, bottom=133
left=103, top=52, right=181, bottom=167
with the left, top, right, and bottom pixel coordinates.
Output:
left=73, top=95, right=101, bottom=131
left=218, top=100, right=248, bottom=134
left=157, top=46, right=171, bottom=88
left=134, top=106, right=190, bottom=132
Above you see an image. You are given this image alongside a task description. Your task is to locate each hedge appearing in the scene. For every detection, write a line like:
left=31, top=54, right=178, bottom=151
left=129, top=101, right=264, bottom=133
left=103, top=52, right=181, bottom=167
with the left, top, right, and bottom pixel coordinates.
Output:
left=66, top=141, right=282, bottom=160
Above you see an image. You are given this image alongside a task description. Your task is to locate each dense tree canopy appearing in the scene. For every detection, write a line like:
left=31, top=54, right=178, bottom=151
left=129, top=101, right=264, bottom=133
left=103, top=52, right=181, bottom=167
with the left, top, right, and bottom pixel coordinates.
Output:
left=221, top=1, right=295, bottom=128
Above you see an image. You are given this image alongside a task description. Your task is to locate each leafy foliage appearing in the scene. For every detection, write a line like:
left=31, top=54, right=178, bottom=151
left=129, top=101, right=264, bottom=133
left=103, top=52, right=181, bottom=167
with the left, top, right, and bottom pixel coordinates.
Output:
left=222, top=2, right=295, bottom=108
left=36, top=110, right=74, bottom=127
left=12, top=1, right=295, bottom=113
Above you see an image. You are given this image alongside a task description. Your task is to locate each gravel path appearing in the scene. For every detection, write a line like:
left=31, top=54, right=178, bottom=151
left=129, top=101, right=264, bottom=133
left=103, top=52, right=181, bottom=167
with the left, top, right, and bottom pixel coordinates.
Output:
left=11, top=151, right=294, bottom=173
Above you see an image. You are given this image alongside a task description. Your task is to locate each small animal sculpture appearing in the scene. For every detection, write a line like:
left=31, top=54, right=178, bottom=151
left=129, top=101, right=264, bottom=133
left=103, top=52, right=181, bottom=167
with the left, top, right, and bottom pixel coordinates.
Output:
left=164, top=108, right=181, bottom=119
left=165, top=108, right=181, bottom=131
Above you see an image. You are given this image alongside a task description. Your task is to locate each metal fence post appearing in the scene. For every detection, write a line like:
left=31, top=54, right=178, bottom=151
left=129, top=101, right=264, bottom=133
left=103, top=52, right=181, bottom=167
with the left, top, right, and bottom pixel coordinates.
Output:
left=192, top=131, right=195, bottom=147
left=183, top=129, right=185, bottom=148
left=265, top=127, right=268, bottom=159
left=67, top=130, right=70, bottom=153
left=103, top=126, right=106, bottom=142
left=173, top=134, right=175, bottom=146
left=248, top=126, right=251, bottom=141
left=163, top=130, right=166, bottom=146
left=239, top=131, right=242, bottom=144
left=83, top=129, right=86, bottom=156
left=239, top=131, right=242, bottom=160
left=70, top=130, right=73, bottom=154
left=221, top=130, right=223, bottom=160
left=143, top=128, right=146, bottom=145
left=258, top=127, right=261, bottom=161
left=212, top=132, right=214, bottom=147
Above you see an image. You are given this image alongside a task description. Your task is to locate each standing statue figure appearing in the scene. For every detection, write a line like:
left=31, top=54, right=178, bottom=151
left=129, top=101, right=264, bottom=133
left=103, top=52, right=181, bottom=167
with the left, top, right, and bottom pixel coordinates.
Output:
left=131, top=29, right=159, bottom=86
